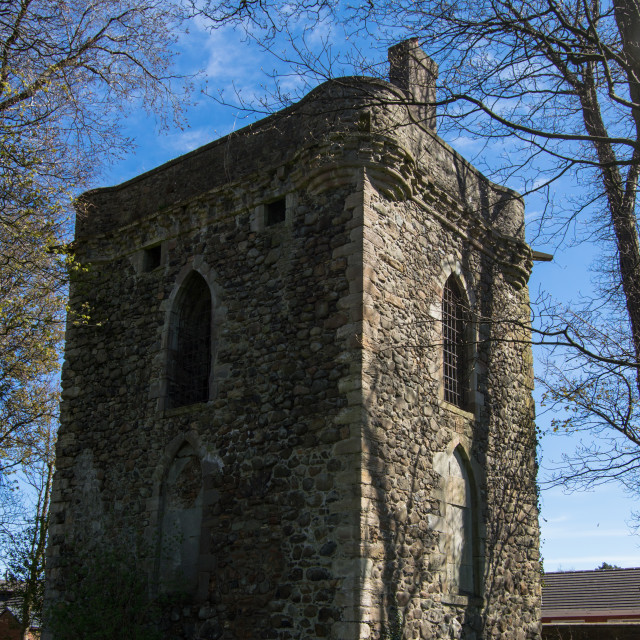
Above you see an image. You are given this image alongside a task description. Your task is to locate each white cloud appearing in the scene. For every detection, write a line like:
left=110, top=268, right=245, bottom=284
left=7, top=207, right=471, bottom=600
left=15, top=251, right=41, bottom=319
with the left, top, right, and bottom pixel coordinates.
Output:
left=160, top=127, right=216, bottom=154
left=202, top=31, right=260, bottom=82
left=176, top=21, right=266, bottom=95
left=446, top=135, right=482, bottom=151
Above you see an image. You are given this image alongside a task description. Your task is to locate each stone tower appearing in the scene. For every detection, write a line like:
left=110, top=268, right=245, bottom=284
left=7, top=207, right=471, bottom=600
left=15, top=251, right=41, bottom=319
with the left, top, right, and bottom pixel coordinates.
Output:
left=45, top=41, right=541, bottom=639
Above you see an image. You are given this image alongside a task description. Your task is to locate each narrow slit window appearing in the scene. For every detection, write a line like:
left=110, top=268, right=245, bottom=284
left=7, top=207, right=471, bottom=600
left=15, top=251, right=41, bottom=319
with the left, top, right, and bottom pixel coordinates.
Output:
left=169, top=273, right=211, bottom=408
left=442, top=276, right=467, bottom=407
left=265, top=198, right=286, bottom=226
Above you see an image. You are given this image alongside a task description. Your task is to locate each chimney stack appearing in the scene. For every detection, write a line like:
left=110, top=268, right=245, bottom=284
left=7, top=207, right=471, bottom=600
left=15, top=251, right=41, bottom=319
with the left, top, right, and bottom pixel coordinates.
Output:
left=388, top=39, right=438, bottom=131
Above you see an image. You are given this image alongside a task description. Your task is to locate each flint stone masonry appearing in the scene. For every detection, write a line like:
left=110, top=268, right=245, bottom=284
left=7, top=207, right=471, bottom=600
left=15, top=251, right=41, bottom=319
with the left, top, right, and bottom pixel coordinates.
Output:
left=45, top=41, right=541, bottom=639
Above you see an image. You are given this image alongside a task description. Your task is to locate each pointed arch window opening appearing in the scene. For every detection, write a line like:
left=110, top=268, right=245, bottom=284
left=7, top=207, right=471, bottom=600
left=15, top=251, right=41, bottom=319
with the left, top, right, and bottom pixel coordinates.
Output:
left=156, top=442, right=203, bottom=596
left=442, top=276, right=468, bottom=408
left=451, top=448, right=475, bottom=595
left=443, top=446, right=480, bottom=597
left=168, top=273, right=212, bottom=408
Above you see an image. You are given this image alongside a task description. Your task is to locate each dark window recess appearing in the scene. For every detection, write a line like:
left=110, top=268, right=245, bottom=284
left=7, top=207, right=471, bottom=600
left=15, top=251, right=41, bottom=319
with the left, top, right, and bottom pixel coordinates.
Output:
left=169, top=274, right=211, bottom=408
left=265, top=198, right=286, bottom=226
left=143, top=245, right=162, bottom=272
left=442, top=276, right=467, bottom=407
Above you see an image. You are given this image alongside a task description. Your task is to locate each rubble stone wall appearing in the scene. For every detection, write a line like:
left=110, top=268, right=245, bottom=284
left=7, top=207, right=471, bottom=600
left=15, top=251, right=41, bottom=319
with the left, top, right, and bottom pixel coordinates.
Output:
left=358, top=144, right=540, bottom=639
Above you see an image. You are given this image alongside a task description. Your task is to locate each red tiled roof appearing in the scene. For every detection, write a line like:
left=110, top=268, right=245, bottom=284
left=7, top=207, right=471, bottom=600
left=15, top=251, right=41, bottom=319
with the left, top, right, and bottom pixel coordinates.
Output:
left=542, top=568, right=640, bottom=622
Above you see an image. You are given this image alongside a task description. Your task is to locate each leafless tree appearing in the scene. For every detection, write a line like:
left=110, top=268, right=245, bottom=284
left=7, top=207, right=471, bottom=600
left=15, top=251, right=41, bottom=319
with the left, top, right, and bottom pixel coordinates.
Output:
left=194, top=0, right=640, bottom=499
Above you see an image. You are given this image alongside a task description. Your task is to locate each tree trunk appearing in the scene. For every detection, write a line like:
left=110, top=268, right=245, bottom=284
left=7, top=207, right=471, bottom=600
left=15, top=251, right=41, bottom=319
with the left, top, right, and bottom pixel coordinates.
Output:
left=613, top=0, right=640, bottom=390
left=576, top=45, right=640, bottom=392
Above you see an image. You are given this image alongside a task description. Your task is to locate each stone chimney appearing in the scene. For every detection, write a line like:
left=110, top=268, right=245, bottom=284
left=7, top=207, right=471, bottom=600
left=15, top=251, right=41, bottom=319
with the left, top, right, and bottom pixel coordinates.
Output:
left=388, top=38, right=438, bottom=131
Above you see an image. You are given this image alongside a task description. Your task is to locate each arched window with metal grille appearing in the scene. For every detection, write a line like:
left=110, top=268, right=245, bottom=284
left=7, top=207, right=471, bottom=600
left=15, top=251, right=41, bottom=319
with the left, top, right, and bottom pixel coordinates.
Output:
left=442, top=275, right=468, bottom=408
left=168, top=272, right=212, bottom=408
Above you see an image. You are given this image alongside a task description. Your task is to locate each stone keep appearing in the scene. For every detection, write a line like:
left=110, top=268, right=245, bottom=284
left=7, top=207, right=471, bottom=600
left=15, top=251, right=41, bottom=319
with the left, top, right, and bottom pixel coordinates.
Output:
left=45, top=41, right=541, bottom=639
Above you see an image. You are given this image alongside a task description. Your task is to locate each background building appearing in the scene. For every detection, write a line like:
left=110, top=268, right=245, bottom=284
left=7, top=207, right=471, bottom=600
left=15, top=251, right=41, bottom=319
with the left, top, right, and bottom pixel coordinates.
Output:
left=542, top=568, right=640, bottom=640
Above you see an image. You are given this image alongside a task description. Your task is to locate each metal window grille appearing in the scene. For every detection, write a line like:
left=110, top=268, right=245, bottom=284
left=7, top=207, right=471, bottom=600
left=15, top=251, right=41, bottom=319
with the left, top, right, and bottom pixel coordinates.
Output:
left=442, top=277, right=466, bottom=407
left=169, top=275, right=211, bottom=408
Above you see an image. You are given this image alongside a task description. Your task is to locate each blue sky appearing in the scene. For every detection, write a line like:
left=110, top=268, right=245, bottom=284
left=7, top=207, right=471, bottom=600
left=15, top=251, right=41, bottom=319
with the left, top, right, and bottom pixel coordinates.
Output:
left=100, top=21, right=639, bottom=572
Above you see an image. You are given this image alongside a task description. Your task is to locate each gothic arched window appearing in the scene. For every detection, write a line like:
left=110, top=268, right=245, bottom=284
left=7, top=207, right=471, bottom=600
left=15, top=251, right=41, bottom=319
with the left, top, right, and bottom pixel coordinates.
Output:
left=156, top=442, right=203, bottom=594
left=442, top=276, right=467, bottom=408
left=445, top=447, right=476, bottom=596
left=168, top=272, right=212, bottom=408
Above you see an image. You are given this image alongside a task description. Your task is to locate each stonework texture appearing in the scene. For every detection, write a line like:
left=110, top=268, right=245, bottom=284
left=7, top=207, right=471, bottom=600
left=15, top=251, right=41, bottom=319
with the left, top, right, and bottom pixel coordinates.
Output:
left=45, top=42, right=541, bottom=640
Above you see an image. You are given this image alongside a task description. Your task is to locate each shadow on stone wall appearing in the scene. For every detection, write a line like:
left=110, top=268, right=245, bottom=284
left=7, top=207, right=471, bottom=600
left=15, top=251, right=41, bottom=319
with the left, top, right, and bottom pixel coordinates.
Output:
left=359, top=231, right=538, bottom=639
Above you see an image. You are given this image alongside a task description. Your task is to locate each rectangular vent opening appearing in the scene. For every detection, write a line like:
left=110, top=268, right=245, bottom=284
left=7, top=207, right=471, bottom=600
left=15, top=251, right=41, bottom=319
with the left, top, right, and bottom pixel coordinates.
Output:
left=266, top=198, right=286, bottom=226
left=143, top=245, right=162, bottom=272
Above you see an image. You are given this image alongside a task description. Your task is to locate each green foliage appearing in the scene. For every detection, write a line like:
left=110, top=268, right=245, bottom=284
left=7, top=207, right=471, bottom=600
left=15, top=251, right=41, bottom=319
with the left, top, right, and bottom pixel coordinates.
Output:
left=0, top=7, right=188, bottom=631
left=0, top=172, right=64, bottom=475
left=46, top=546, right=162, bottom=640
left=381, top=605, right=404, bottom=640
left=595, top=562, right=622, bottom=571
left=0, top=0, right=187, bottom=545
